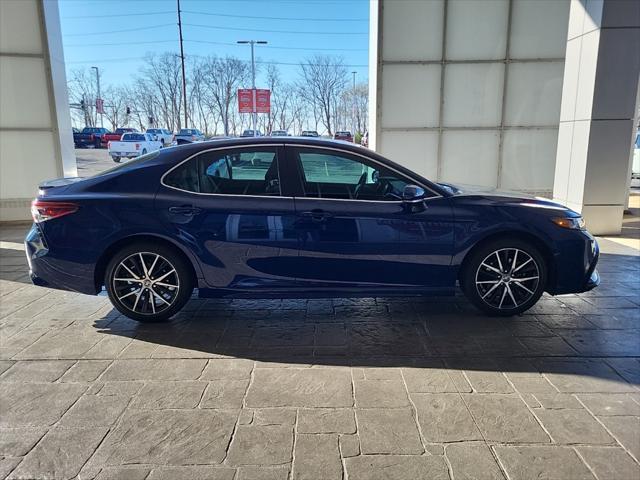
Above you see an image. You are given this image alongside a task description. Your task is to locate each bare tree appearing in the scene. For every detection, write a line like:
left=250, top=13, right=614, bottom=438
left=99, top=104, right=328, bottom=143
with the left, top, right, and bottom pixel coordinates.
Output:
left=138, top=53, right=185, bottom=131
left=68, top=68, right=98, bottom=127
left=200, top=56, right=250, bottom=136
left=298, top=55, right=348, bottom=136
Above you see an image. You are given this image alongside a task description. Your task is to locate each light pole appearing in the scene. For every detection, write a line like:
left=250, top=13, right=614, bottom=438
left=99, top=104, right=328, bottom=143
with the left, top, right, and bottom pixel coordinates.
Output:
left=237, top=40, right=267, bottom=137
left=177, top=0, right=188, bottom=128
left=91, top=66, right=103, bottom=128
left=351, top=71, right=357, bottom=140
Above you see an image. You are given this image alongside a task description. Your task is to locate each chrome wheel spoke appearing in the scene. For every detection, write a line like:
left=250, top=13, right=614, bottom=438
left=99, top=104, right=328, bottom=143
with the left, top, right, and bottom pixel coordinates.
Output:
left=495, top=251, right=504, bottom=273
left=122, top=264, right=140, bottom=280
left=148, top=254, right=160, bottom=279
left=154, top=281, right=178, bottom=288
left=481, top=263, right=502, bottom=275
left=506, top=283, right=518, bottom=307
left=139, top=253, right=150, bottom=278
left=512, top=281, right=534, bottom=295
left=118, top=288, right=141, bottom=301
left=510, top=249, right=518, bottom=273
left=481, top=281, right=502, bottom=299
left=151, top=289, right=171, bottom=306
left=114, top=277, right=142, bottom=283
left=154, top=269, right=176, bottom=283
left=512, top=276, right=538, bottom=282
left=498, top=285, right=508, bottom=308
left=513, top=257, right=532, bottom=273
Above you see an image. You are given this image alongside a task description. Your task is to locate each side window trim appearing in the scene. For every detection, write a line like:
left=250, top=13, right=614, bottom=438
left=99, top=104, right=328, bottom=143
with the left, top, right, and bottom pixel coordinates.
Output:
left=285, top=145, right=440, bottom=202
left=160, top=144, right=290, bottom=198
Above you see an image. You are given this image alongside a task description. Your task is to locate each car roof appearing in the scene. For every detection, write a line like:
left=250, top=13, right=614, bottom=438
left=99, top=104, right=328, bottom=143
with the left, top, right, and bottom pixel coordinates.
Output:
left=160, top=136, right=449, bottom=197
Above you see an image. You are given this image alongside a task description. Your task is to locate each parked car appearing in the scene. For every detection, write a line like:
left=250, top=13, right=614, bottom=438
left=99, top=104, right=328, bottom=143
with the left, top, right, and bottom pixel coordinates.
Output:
left=175, top=129, right=204, bottom=142
left=73, top=127, right=110, bottom=148
left=334, top=131, right=353, bottom=142
left=240, top=129, right=263, bottom=137
left=103, top=128, right=138, bottom=144
left=270, top=130, right=290, bottom=136
left=300, top=130, right=320, bottom=137
left=146, top=128, right=174, bottom=146
left=27, top=137, right=599, bottom=322
left=108, top=132, right=162, bottom=162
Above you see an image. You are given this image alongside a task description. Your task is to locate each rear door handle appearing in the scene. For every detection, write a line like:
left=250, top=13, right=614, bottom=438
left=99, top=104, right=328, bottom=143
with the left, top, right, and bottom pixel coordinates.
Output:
left=168, top=205, right=202, bottom=216
left=299, top=210, right=333, bottom=223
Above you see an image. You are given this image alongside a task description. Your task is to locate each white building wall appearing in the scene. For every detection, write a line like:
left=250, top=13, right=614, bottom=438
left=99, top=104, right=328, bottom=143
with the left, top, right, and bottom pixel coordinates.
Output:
left=0, top=0, right=76, bottom=221
left=370, top=0, right=570, bottom=197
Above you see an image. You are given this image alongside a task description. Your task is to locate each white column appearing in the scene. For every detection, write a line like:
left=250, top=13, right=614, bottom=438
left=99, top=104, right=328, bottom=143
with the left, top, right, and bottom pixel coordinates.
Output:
left=553, top=0, right=640, bottom=235
left=0, top=0, right=76, bottom=221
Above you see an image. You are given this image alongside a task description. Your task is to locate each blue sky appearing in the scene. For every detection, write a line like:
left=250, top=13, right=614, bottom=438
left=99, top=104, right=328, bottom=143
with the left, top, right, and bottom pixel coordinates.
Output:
left=58, top=0, right=370, bottom=88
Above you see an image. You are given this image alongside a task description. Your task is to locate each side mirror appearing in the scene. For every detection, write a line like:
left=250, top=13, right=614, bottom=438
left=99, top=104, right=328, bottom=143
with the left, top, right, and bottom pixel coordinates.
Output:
left=402, top=185, right=426, bottom=203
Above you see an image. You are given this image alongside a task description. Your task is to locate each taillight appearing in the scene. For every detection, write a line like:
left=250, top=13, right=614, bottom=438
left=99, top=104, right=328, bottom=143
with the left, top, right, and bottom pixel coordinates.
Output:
left=108, top=141, right=111, bottom=149
left=90, top=134, right=95, bottom=141
left=31, top=200, right=78, bottom=223
left=192, top=135, right=196, bottom=140
left=135, top=143, right=140, bottom=149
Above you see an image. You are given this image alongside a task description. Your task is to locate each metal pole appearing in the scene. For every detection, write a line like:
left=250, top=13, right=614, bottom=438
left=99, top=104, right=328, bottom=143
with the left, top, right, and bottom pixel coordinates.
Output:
left=177, top=0, right=188, bottom=129
left=92, top=66, right=103, bottom=128
left=250, top=41, right=257, bottom=137
left=238, top=40, right=267, bottom=137
left=352, top=71, right=356, bottom=140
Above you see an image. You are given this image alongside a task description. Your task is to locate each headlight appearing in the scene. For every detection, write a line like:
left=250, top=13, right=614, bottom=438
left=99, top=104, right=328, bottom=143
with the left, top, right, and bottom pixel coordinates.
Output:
left=551, top=216, right=585, bottom=230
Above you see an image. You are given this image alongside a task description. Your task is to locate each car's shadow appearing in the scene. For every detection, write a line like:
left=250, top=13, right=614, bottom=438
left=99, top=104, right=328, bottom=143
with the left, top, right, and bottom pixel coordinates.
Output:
left=92, top=255, right=640, bottom=384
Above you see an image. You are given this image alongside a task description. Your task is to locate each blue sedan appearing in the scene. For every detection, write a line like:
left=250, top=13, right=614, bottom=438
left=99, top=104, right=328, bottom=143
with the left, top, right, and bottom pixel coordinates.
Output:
left=26, top=137, right=599, bottom=322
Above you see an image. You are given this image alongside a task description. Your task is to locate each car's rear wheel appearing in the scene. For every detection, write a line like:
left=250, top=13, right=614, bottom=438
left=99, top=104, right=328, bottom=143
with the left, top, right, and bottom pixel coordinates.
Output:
left=105, top=243, right=193, bottom=322
left=461, top=238, right=547, bottom=316
left=112, top=156, right=121, bottom=163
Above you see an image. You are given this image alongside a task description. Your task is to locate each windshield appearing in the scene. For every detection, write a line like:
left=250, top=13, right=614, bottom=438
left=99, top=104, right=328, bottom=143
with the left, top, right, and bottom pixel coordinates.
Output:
left=178, top=129, right=194, bottom=135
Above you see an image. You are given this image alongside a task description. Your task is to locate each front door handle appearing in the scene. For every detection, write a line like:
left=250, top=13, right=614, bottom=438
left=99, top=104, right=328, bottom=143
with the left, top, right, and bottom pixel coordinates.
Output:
left=168, top=205, right=202, bottom=216
left=299, top=210, right=333, bottom=223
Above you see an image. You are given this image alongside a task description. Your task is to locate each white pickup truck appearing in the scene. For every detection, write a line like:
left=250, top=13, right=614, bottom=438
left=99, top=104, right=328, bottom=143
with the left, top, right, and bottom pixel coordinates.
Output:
left=108, top=133, right=162, bottom=163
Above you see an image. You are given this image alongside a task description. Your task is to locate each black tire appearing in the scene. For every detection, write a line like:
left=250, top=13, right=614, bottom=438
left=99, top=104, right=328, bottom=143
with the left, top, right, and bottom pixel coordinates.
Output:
left=104, top=242, right=194, bottom=322
left=112, top=156, right=121, bottom=163
left=95, top=139, right=101, bottom=148
left=461, top=238, right=547, bottom=316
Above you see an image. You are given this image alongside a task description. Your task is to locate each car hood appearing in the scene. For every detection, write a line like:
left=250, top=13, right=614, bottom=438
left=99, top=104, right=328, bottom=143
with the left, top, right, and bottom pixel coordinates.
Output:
left=439, top=182, right=577, bottom=214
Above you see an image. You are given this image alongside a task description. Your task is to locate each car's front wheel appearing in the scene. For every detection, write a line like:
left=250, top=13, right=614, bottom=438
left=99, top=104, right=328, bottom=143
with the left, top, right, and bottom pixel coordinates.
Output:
left=461, top=238, right=547, bottom=316
left=104, top=243, right=194, bottom=322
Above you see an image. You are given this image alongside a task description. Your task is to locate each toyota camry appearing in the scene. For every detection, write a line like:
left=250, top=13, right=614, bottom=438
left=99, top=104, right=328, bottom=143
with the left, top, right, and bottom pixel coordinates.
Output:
left=26, top=137, right=599, bottom=322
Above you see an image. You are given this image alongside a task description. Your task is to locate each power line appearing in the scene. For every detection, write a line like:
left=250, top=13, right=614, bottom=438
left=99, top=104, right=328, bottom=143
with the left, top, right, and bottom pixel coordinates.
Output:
left=185, top=23, right=368, bottom=35
left=185, top=39, right=367, bottom=52
left=64, top=38, right=366, bottom=52
left=62, top=11, right=174, bottom=19
left=182, top=10, right=367, bottom=22
left=67, top=55, right=368, bottom=68
left=63, top=23, right=175, bottom=37
left=66, top=40, right=177, bottom=48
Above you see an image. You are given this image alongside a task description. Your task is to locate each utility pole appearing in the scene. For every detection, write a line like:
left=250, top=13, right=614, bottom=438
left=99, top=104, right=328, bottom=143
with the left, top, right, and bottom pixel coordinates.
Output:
left=351, top=71, right=357, bottom=140
left=91, top=66, right=103, bottom=128
left=177, top=0, right=188, bottom=128
left=237, top=40, right=267, bottom=137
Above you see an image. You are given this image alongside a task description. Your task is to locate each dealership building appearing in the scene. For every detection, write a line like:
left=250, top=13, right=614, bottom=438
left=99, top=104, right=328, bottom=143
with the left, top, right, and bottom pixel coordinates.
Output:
left=1, top=0, right=639, bottom=235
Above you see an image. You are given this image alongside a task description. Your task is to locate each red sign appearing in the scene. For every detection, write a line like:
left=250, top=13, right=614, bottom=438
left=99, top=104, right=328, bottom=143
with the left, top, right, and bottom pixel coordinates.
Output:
left=238, top=89, right=270, bottom=114
left=95, top=98, right=105, bottom=114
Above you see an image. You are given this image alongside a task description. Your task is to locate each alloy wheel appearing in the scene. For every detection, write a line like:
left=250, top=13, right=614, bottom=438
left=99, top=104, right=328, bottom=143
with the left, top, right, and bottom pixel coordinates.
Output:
left=474, top=248, right=540, bottom=310
left=112, top=252, right=180, bottom=316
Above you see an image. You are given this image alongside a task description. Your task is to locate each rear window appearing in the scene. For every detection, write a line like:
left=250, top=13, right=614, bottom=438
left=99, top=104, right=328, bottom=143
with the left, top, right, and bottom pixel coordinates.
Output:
left=122, top=133, right=146, bottom=141
left=90, top=150, right=160, bottom=178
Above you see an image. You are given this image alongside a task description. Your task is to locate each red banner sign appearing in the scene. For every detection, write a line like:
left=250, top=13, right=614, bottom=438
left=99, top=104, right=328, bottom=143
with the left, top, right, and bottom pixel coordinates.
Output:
left=95, top=98, right=105, bottom=114
left=238, top=89, right=270, bottom=114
